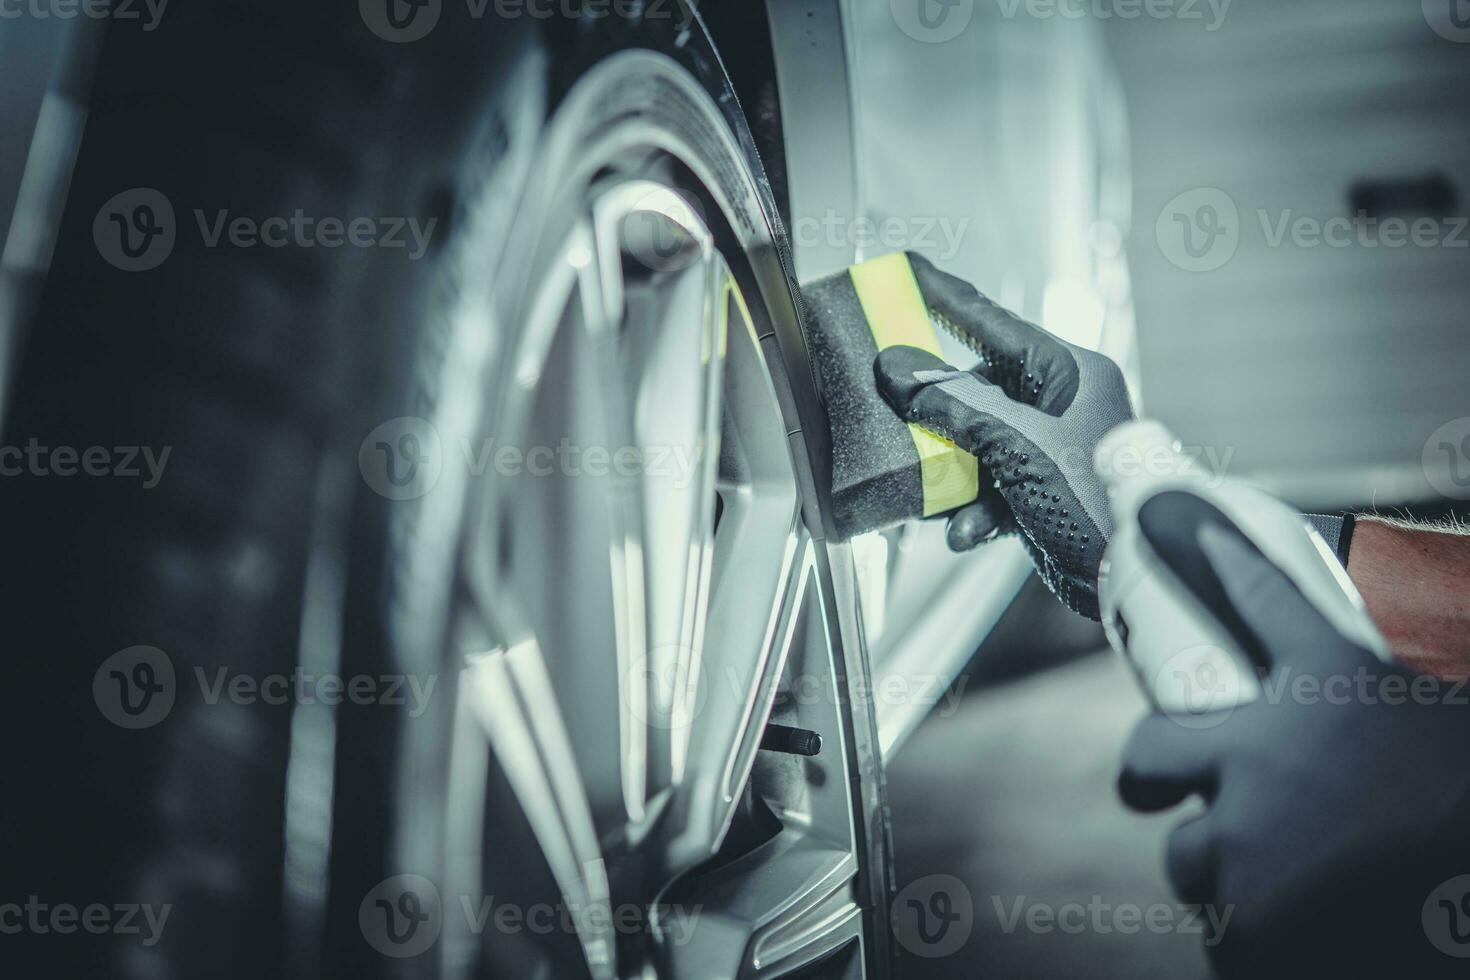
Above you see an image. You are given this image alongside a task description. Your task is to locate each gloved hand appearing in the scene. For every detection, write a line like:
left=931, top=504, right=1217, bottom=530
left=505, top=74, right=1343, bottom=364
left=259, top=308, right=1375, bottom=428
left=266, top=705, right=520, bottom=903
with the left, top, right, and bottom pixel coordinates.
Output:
left=1119, top=499, right=1470, bottom=978
left=873, top=253, right=1134, bottom=619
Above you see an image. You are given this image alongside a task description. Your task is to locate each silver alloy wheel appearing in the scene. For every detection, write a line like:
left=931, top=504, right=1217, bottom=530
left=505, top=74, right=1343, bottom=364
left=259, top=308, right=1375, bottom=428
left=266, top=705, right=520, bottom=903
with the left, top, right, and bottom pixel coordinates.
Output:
left=451, top=173, right=867, bottom=979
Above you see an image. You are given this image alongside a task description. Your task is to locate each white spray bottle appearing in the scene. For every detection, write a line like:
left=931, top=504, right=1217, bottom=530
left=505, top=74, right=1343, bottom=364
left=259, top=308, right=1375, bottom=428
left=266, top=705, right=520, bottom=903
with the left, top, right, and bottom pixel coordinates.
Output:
left=1094, top=420, right=1389, bottom=717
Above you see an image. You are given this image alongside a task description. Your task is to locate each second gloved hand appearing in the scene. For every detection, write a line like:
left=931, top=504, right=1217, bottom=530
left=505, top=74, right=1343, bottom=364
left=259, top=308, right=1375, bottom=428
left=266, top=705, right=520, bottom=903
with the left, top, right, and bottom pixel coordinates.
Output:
left=873, top=253, right=1134, bottom=619
left=1118, top=498, right=1470, bottom=978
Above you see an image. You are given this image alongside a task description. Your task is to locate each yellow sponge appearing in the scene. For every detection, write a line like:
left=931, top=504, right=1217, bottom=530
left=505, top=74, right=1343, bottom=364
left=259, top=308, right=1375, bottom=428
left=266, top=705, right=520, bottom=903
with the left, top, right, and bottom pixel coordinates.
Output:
left=804, top=252, right=979, bottom=537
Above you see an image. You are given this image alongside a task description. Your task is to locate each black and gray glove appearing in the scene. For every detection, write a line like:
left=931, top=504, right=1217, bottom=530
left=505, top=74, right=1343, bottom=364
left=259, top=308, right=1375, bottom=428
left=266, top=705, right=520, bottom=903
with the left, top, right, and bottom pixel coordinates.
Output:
left=873, top=253, right=1135, bottom=619
left=1119, top=502, right=1470, bottom=978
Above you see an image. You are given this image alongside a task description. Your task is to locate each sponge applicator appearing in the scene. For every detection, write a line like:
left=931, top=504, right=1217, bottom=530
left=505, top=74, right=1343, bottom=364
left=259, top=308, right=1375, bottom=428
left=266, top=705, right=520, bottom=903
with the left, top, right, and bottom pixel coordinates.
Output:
left=803, top=252, right=979, bottom=539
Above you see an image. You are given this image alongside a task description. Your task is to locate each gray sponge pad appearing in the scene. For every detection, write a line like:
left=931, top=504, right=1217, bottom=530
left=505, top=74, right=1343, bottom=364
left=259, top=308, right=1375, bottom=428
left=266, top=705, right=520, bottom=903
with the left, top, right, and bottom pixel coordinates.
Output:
left=803, top=270, right=929, bottom=539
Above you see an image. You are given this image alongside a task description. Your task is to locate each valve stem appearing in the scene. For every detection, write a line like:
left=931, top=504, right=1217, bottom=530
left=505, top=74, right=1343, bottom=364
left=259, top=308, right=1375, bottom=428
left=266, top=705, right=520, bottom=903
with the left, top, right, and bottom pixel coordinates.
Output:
left=760, top=723, right=822, bottom=757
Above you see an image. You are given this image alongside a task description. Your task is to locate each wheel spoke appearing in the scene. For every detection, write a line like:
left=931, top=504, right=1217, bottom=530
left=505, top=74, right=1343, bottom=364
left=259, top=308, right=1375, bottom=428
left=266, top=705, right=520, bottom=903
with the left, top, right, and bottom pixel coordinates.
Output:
left=460, top=641, right=617, bottom=980
left=624, top=255, right=725, bottom=796
left=470, top=174, right=870, bottom=980
left=469, top=221, right=652, bottom=838
left=592, top=182, right=733, bottom=836
left=657, top=552, right=863, bottom=978
left=692, top=281, right=805, bottom=850
left=663, top=831, right=863, bottom=979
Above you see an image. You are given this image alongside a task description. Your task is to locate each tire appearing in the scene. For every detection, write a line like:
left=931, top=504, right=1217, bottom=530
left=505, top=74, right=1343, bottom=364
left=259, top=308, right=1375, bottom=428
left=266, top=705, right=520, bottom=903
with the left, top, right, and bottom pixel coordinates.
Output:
left=0, top=4, right=893, bottom=979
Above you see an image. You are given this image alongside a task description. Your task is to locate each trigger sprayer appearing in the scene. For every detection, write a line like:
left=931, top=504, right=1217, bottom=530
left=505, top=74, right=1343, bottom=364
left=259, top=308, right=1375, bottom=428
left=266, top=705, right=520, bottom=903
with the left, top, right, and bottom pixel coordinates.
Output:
left=1094, top=420, right=1390, bottom=716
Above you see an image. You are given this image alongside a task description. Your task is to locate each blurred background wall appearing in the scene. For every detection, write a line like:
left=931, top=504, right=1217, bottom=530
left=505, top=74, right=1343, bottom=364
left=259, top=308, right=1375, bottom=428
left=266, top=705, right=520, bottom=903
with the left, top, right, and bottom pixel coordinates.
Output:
left=870, top=2, right=1470, bottom=978
left=1110, top=0, right=1470, bottom=510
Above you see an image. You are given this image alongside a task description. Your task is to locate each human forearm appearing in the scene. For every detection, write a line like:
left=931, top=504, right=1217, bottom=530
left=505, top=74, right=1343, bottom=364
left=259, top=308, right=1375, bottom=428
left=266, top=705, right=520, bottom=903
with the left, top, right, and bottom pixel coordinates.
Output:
left=1345, top=516, right=1470, bottom=677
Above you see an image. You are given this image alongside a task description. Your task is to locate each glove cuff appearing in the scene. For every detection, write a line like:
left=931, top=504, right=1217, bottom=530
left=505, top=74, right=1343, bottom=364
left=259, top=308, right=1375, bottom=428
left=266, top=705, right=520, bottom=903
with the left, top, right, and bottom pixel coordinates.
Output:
left=1303, top=513, right=1356, bottom=568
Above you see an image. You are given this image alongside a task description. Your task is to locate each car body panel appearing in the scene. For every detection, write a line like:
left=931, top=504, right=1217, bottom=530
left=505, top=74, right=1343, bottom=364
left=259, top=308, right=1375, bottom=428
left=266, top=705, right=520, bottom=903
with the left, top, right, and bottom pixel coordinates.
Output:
left=769, top=0, right=1137, bottom=759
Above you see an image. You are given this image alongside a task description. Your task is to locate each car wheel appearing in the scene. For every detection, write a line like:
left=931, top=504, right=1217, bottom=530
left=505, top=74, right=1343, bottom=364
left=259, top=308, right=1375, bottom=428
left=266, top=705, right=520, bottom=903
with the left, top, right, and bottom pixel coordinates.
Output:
left=0, top=5, right=894, bottom=979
